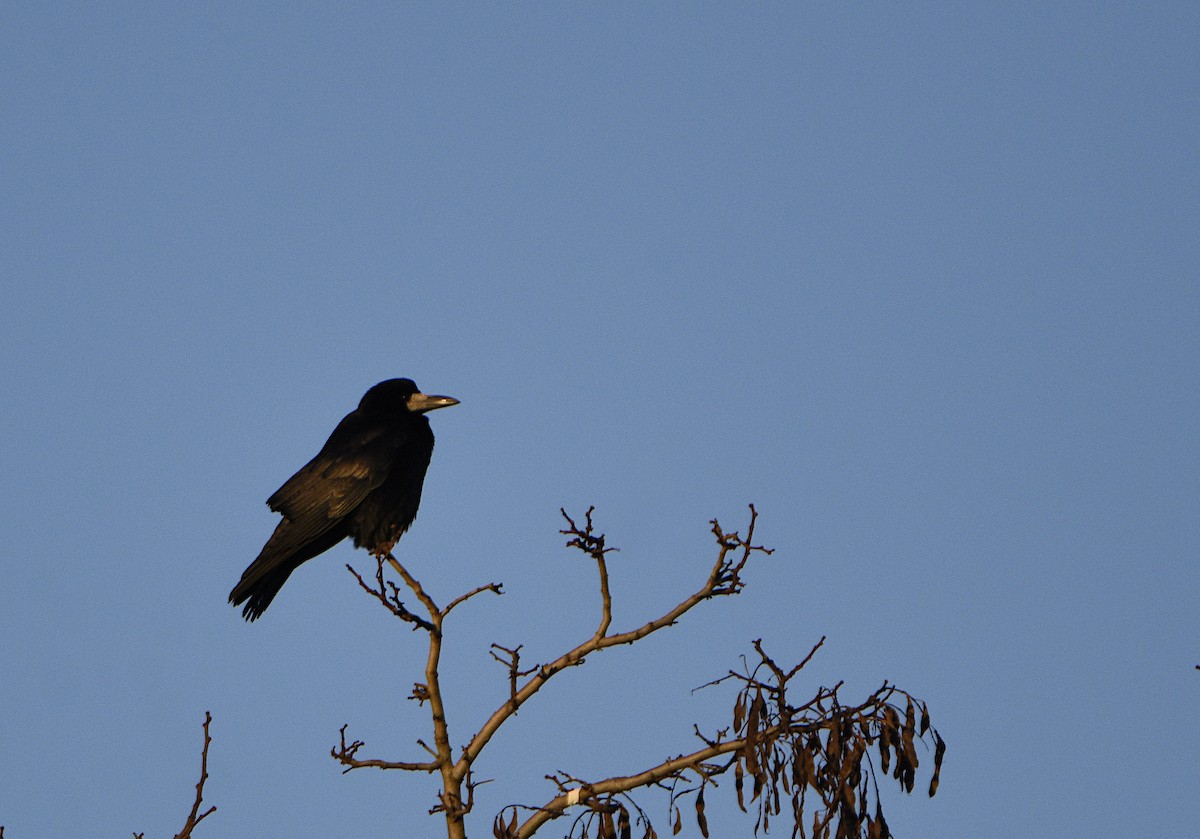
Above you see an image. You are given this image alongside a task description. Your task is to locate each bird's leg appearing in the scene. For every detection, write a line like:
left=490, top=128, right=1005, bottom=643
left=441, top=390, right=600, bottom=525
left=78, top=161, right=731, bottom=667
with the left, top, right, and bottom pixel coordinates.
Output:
left=373, top=533, right=400, bottom=559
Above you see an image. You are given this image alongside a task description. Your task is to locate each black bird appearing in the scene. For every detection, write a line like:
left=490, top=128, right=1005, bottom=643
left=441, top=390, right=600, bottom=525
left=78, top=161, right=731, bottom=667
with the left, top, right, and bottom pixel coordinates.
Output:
left=230, top=378, right=458, bottom=621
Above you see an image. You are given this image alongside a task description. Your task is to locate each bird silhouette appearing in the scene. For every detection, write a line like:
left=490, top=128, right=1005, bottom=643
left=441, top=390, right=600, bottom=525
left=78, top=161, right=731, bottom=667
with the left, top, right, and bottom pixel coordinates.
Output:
left=230, top=378, right=458, bottom=620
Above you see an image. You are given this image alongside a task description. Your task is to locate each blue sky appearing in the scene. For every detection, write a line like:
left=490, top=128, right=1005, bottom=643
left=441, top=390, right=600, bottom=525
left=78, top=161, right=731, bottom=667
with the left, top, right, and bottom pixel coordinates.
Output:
left=2, top=3, right=1197, bottom=837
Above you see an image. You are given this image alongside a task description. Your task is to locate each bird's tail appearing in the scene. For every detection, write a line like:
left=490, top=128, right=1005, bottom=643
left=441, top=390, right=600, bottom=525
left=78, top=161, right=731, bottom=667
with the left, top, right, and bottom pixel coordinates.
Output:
left=228, top=558, right=296, bottom=621
left=230, top=519, right=344, bottom=621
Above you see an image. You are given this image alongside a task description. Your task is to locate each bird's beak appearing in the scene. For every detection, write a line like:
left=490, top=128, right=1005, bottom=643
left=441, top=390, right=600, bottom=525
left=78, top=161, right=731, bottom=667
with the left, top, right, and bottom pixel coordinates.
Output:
left=408, top=392, right=460, bottom=414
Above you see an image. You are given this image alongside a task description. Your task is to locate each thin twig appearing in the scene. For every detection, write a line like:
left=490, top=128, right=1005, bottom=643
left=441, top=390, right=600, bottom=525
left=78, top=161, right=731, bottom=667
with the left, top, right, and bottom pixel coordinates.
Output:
left=443, top=581, right=504, bottom=617
left=345, top=559, right=435, bottom=632
left=173, top=712, right=216, bottom=839
left=331, top=724, right=440, bottom=774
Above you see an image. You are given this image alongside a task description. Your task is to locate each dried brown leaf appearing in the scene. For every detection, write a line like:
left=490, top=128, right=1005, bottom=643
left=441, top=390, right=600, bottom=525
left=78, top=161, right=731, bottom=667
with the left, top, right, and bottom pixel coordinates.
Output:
left=901, top=718, right=918, bottom=771
left=883, top=706, right=900, bottom=746
left=744, top=741, right=761, bottom=779
left=797, top=739, right=814, bottom=790
left=826, top=719, right=841, bottom=761
left=747, top=690, right=762, bottom=742
left=601, top=809, right=616, bottom=839
left=735, top=757, right=746, bottom=812
left=929, top=731, right=946, bottom=797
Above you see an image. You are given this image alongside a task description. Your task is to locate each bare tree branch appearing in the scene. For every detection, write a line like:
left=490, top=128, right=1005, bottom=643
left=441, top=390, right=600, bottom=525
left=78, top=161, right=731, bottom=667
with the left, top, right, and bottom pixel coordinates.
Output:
left=459, top=507, right=773, bottom=779
left=508, top=637, right=945, bottom=839
left=171, top=712, right=217, bottom=839
left=330, top=724, right=440, bottom=774
left=384, top=554, right=442, bottom=626
left=339, top=551, right=504, bottom=839
left=346, top=557, right=435, bottom=632
left=133, top=712, right=217, bottom=839
left=489, top=644, right=537, bottom=713
left=337, top=506, right=945, bottom=839
left=444, top=581, right=504, bottom=617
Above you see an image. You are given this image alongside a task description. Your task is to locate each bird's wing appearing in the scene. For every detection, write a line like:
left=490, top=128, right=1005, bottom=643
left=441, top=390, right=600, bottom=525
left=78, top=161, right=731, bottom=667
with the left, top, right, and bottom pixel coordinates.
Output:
left=266, top=423, right=408, bottom=533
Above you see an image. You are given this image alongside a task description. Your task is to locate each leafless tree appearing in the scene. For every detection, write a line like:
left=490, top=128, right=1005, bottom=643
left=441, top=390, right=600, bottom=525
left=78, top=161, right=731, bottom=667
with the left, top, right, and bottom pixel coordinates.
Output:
left=333, top=506, right=945, bottom=838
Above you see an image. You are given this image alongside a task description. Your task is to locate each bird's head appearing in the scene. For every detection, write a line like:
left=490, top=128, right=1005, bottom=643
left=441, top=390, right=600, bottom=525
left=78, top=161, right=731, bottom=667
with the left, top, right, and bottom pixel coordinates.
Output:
left=360, top=378, right=459, bottom=415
